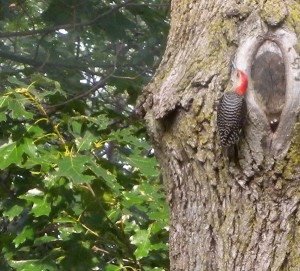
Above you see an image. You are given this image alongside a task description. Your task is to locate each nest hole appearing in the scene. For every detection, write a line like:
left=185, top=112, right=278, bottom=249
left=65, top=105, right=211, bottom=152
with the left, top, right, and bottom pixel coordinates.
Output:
left=251, top=41, right=286, bottom=133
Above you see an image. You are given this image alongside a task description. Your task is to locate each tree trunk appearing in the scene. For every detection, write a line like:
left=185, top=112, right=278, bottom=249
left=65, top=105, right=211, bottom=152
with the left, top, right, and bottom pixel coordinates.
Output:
left=137, top=0, right=300, bottom=270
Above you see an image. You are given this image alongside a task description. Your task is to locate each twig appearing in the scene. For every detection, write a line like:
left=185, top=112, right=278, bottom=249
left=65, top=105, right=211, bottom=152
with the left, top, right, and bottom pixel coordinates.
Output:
left=92, top=245, right=109, bottom=255
left=45, top=72, right=113, bottom=110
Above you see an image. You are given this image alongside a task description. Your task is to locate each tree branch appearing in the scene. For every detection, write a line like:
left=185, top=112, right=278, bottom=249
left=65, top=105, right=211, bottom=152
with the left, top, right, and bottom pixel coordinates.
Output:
left=0, top=50, right=105, bottom=76
left=45, top=71, right=114, bottom=112
left=0, top=0, right=134, bottom=39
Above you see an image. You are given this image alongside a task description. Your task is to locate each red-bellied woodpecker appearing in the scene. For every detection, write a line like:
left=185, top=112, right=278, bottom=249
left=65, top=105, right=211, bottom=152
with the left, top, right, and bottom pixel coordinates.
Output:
left=217, top=69, right=248, bottom=147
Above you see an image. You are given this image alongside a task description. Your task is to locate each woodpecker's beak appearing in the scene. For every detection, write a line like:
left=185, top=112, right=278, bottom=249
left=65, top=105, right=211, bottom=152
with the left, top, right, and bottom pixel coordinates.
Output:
left=231, top=60, right=237, bottom=70
left=231, top=61, right=239, bottom=79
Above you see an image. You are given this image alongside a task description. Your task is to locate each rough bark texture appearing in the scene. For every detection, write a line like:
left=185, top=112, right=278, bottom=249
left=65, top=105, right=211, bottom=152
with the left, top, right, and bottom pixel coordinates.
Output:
left=137, top=0, right=300, bottom=270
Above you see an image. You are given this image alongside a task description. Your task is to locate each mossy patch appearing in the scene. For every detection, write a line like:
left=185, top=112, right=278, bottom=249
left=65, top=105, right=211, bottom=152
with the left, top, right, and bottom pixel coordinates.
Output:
left=260, top=0, right=288, bottom=26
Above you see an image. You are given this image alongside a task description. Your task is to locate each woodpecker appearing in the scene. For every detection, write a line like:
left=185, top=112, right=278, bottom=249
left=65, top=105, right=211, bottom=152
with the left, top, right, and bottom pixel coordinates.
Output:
left=217, top=69, right=248, bottom=147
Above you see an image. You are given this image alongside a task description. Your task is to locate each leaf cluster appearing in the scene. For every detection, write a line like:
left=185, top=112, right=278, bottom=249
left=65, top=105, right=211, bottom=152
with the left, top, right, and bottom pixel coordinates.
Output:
left=0, top=1, right=170, bottom=270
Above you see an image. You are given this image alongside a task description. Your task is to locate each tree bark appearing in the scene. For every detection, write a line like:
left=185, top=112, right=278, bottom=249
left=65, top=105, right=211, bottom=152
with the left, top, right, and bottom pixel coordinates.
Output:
left=137, top=0, right=300, bottom=270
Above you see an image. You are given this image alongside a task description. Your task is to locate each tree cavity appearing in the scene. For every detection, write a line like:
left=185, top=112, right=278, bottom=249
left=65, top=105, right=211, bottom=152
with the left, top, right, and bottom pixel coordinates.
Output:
left=251, top=41, right=286, bottom=133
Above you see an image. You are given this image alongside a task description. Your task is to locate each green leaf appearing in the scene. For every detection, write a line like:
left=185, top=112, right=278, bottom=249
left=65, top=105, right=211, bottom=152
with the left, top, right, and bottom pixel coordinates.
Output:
left=93, top=114, right=109, bottom=130
left=88, top=161, right=122, bottom=194
left=31, top=197, right=51, bottom=217
left=56, top=155, right=94, bottom=184
left=0, top=95, right=9, bottom=108
left=111, top=128, right=150, bottom=149
left=21, top=138, right=37, bottom=157
left=19, top=190, right=51, bottom=217
left=34, top=235, right=57, bottom=245
left=122, top=191, right=144, bottom=208
left=25, top=123, right=45, bottom=138
left=13, top=226, right=34, bottom=247
left=0, top=111, right=7, bottom=122
left=9, top=260, right=56, bottom=271
left=30, top=73, right=66, bottom=97
left=105, top=264, right=121, bottom=271
left=25, top=146, right=59, bottom=172
left=8, top=76, right=27, bottom=86
left=150, top=242, right=168, bottom=251
left=58, top=224, right=83, bottom=241
left=8, top=93, right=33, bottom=119
left=54, top=216, right=77, bottom=224
left=3, top=205, right=24, bottom=220
left=127, top=151, right=158, bottom=177
left=130, top=229, right=151, bottom=260
left=0, top=142, right=23, bottom=169
left=69, top=120, right=82, bottom=135
left=76, top=131, right=97, bottom=151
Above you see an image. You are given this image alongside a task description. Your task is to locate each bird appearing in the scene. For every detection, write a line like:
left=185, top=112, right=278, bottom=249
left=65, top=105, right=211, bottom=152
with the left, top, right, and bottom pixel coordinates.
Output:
left=217, top=67, right=248, bottom=148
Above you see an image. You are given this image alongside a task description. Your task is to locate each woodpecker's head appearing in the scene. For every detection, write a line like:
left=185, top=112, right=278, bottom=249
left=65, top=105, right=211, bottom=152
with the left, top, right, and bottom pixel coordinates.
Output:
left=235, top=69, right=248, bottom=96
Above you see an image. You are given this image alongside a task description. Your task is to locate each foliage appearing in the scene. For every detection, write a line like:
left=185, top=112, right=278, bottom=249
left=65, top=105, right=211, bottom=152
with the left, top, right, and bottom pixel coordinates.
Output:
left=0, top=0, right=170, bottom=270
